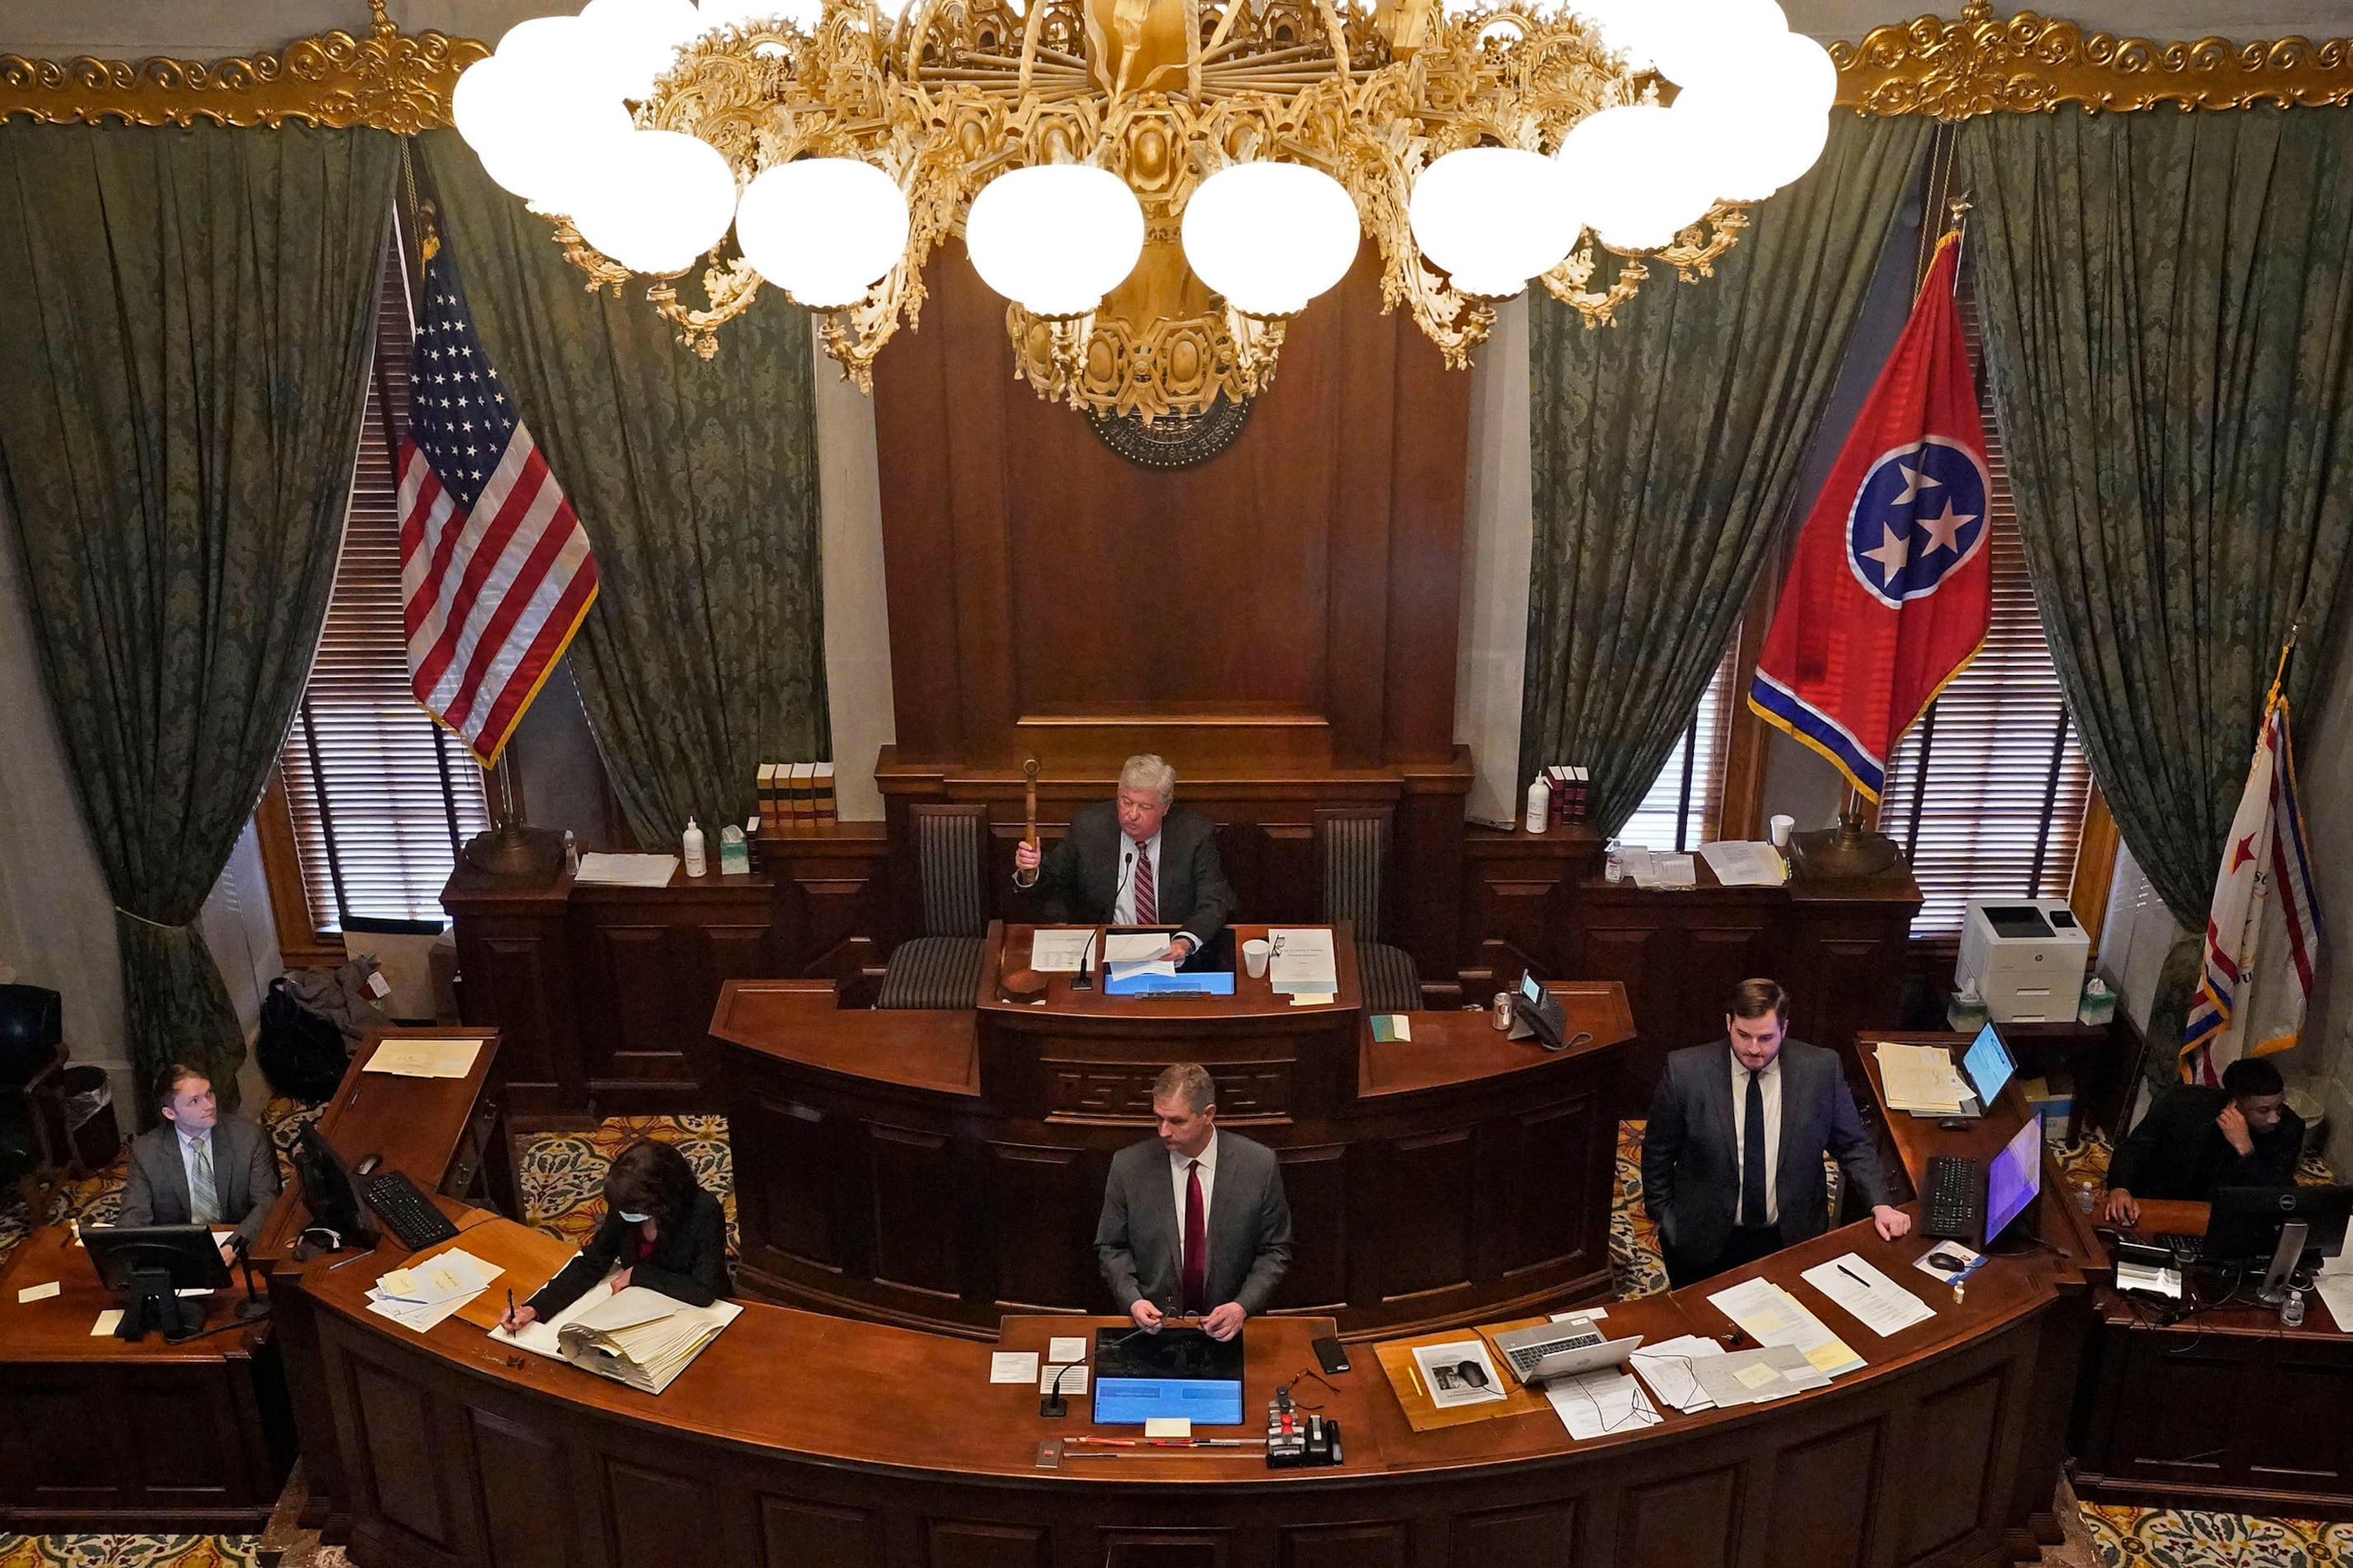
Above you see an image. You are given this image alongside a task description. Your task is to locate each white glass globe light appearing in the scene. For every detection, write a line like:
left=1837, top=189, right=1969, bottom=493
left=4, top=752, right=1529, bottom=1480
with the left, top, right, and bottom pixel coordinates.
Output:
left=1408, top=147, right=1583, bottom=298
left=964, top=166, right=1146, bottom=316
left=1180, top=163, right=1360, bottom=316
left=1670, top=33, right=1836, bottom=201
left=736, top=158, right=911, bottom=307
left=1647, top=0, right=1792, bottom=91
left=1558, top=105, right=1716, bottom=252
left=454, top=54, right=634, bottom=207
left=573, top=130, right=742, bottom=275
left=581, top=0, right=705, bottom=100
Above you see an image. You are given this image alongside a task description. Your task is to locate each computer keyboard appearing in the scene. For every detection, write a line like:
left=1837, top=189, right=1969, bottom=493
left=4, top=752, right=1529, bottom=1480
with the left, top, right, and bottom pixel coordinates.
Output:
left=361, top=1168, right=461, bottom=1252
left=1502, top=1328, right=1603, bottom=1380
left=2155, top=1232, right=2203, bottom=1262
left=1921, top=1154, right=1984, bottom=1239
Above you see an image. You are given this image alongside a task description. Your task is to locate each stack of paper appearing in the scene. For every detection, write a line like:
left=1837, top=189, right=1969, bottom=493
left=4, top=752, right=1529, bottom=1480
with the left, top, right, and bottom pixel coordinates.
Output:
left=368, top=1248, right=501, bottom=1333
left=1698, top=841, right=1788, bottom=887
left=1690, top=1345, right=1831, bottom=1407
left=555, top=1285, right=743, bottom=1395
left=1800, top=1253, right=1936, bottom=1336
left=1267, top=927, right=1338, bottom=995
left=1875, top=1041, right=1971, bottom=1114
left=1628, top=1334, right=1727, bottom=1412
left=2309, top=1251, right=2353, bottom=1332
left=1544, top=1368, right=1660, bottom=1439
left=1707, top=1276, right=1865, bottom=1376
left=1027, top=929, right=1096, bottom=972
left=573, top=853, right=679, bottom=887
left=364, top=1038, right=482, bottom=1079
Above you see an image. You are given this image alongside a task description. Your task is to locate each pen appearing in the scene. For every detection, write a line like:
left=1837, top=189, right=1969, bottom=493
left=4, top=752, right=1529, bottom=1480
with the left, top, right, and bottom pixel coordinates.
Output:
left=507, top=1287, right=516, bottom=1325
left=1836, top=1263, right=1871, bottom=1290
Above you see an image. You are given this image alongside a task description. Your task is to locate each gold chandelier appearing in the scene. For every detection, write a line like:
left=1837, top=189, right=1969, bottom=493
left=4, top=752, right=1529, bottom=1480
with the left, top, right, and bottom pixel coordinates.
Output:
left=457, top=0, right=1837, bottom=424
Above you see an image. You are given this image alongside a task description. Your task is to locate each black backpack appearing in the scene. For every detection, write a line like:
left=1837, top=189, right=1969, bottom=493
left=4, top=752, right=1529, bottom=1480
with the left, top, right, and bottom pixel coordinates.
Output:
left=256, top=977, right=351, bottom=1102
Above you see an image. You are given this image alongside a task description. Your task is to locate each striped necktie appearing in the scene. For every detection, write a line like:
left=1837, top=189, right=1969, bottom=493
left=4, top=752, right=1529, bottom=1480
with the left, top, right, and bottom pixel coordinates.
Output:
left=189, top=1135, right=222, bottom=1227
left=1132, top=839, right=1156, bottom=924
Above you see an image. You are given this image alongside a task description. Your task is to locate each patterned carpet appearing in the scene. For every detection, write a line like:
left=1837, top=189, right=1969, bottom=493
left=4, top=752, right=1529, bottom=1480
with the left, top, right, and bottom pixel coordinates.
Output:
left=2, top=1112, right=2342, bottom=1568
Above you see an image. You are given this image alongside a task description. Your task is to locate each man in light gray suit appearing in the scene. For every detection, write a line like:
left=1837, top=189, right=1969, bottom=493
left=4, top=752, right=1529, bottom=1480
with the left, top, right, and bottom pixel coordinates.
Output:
left=1096, top=1062, right=1291, bottom=1341
left=1642, top=980, right=1909, bottom=1290
left=116, top=1064, right=282, bottom=1263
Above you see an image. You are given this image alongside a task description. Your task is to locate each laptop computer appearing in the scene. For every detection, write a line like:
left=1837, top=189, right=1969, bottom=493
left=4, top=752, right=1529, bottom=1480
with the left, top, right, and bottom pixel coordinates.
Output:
left=1488, top=1316, right=1643, bottom=1386
left=1092, top=1325, right=1246, bottom=1425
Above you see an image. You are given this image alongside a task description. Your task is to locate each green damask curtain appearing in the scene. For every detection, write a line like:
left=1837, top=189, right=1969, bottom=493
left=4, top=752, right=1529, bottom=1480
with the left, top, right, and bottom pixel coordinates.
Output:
left=0, top=122, right=398, bottom=1114
left=416, top=132, right=828, bottom=847
left=1959, top=105, right=2353, bottom=928
left=1521, top=114, right=1933, bottom=831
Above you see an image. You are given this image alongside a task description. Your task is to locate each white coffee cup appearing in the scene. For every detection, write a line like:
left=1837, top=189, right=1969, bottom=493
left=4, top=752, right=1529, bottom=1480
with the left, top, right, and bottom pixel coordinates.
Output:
left=1769, top=814, right=1796, bottom=849
left=1242, top=938, right=1272, bottom=978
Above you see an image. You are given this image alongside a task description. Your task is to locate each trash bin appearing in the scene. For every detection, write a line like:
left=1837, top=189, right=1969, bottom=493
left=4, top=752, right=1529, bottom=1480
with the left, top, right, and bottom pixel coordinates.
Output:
left=61, top=1065, right=120, bottom=1169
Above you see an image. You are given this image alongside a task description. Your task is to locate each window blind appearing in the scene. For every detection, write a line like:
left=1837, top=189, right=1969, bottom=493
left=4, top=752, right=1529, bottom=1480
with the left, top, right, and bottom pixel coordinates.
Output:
left=275, top=218, right=490, bottom=935
left=1619, top=641, right=1737, bottom=853
left=1876, top=278, right=2090, bottom=940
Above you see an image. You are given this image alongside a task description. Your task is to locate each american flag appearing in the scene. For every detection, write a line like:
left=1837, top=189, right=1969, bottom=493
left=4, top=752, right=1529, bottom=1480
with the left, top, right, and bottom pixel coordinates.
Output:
left=398, top=230, right=598, bottom=766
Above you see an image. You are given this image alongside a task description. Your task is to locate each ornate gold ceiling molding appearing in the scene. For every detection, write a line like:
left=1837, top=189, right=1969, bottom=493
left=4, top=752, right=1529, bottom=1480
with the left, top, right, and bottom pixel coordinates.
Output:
left=0, top=2, right=485, bottom=133
left=1833, top=0, right=2353, bottom=117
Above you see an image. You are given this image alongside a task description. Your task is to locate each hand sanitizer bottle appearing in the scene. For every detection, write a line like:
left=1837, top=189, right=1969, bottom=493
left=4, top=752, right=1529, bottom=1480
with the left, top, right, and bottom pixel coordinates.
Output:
left=682, top=816, right=707, bottom=878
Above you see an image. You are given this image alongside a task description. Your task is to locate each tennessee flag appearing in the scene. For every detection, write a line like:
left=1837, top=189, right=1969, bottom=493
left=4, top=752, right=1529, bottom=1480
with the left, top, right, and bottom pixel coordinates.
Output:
left=1748, top=233, right=1993, bottom=800
left=2182, top=676, right=2322, bottom=1084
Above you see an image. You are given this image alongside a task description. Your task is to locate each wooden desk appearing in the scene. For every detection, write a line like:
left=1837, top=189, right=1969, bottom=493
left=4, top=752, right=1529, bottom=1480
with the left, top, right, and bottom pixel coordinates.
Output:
left=288, top=1185, right=2097, bottom=1568
left=712, top=976, right=1638, bottom=1339
left=0, top=1224, right=288, bottom=1533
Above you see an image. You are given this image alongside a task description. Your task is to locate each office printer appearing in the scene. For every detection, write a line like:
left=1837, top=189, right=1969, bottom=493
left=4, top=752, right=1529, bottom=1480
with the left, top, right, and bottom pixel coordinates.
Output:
left=1956, top=900, right=2089, bottom=1023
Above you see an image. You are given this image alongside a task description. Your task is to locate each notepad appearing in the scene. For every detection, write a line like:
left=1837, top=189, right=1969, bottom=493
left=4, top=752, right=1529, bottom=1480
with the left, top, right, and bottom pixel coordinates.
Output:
left=365, top=1038, right=482, bottom=1079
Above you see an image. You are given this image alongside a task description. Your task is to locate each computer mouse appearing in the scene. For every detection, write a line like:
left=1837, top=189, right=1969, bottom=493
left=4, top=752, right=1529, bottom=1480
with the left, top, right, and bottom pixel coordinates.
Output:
left=1938, top=1117, right=1970, bottom=1132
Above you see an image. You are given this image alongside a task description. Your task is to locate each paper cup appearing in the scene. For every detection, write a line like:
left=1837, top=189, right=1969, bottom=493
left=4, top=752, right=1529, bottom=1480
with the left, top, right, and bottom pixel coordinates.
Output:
left=1242, top=938, right=1272, bottom=978
left=1769, top=814, right=1795, bottom=849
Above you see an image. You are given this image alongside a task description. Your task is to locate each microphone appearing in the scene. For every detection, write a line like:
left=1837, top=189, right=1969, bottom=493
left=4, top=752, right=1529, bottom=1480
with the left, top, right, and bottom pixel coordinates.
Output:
left=1105, top=845, right=1136, bottom=926
left=1041, top=1358, right=1080, bottom=1418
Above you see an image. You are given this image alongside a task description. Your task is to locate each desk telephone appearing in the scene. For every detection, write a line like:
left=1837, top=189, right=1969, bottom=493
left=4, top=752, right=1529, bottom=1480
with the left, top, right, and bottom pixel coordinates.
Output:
left=1507, top=971, right=1571, bottom=1051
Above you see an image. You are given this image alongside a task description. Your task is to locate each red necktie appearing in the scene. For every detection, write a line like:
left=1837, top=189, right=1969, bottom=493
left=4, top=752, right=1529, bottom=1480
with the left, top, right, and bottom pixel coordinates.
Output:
left=1182, top=1158, right=1207, bottom=1313
left=1133, top=840, right=1157, bottom=924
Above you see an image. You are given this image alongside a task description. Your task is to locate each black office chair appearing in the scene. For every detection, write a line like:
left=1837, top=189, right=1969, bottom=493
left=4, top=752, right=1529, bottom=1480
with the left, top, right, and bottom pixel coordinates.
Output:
left=1316, top=807, right=1423, bottom=1013
left=876, top=805, right=990, bottom=1009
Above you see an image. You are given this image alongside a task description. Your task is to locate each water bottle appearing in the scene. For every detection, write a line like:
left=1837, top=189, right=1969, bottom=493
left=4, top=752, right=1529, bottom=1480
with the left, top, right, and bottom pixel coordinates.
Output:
left=1604, top=840, right=1624, bottom=884
left=2282, top=1287, right=2305, bottom=1328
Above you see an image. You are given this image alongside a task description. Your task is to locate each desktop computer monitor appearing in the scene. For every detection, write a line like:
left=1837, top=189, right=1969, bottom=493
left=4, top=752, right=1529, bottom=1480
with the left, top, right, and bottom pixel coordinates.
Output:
left=1961, top=1023, right=2016, bottom=1111
left=1092, top=1324, right=1245, bottom=1425
left=84, top=1224, right=232, bottom=1341
left=2205, top=1184, right=2352, bottom=1265
left=290, top=1122, right=379, bottom=1250
left=1982, top=1114, right=2042, bottom=1245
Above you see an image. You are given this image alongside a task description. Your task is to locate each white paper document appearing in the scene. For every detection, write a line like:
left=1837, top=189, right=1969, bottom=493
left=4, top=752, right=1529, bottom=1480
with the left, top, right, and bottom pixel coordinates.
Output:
left=1048, top=1336, right=1089, bottom=1364
left=1627, top=1334, right=1726, bottom=1413
left=1652, top=853, right=1698, bottom=888
left=573, top=852, right=679, bottom=887
left=91, top=1308, right=124, bottom=1336
left=1875, top=1041, right=1970, bottom=1113
left=2308, top=1252, right=2353, bottom=1332
left=1267, top=926, right=1339, bottom=993
left=1544, top=1369, right=1660, bottom=1440
left=1698, top=841, right=1788, bottom=887
left=16, top=1280, right=60, bottom=1304
left=555, top=1287, right=743, bottom=1394
left=2115, top=1259, right=2183, bottom=1299
left=368, top=1247, right=503, bottom=1333
left=1412, top=1339, right=1507, bottom=1407
left=1107, top=959, right=1177, bottom=983
left=1041, top=1364, right=1090, bottom=1395
left=1027, top=929, right=1096, bottom=972
left=1707, top=1276, right=1865, bottom=1377
left=1103, top=933, right=1173, bottom=963
left=1801, top=1253, right=1936, bottom=1337
left=1691, top=1345, right=1828, bottom=1407
left=365, top=1038, right=482, bottom=1079
left=991, top=1351, right=1042, bottom=1384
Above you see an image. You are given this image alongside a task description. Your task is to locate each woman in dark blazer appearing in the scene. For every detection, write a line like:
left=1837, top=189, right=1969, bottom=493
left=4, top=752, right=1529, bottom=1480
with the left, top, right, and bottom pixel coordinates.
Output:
left=498, top=1140, right=728, bottom=1330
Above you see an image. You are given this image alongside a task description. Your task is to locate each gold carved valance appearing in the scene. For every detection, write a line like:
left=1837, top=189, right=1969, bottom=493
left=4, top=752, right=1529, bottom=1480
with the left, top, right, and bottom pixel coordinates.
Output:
left=0, top=0, right=2344, bottom=129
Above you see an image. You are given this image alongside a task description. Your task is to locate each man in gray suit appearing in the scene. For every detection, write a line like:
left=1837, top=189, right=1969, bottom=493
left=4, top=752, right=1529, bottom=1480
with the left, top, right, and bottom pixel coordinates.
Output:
left=1096, top=1063, right=1291, bottom=1341
left=1014, top=755, right=1236, bottom=963
left=116, top=1064, right=282, bottom=1263
left=1642, top=980, right=1909, bottom=1290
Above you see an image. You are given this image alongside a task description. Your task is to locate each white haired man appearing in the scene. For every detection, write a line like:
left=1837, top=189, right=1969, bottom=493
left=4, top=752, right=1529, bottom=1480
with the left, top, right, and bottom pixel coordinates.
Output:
left=1014, top=754, right=1236, bottom=962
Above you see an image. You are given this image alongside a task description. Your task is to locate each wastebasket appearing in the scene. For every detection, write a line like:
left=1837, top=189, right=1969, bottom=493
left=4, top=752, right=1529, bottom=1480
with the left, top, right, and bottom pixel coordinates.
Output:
left=61, top=1065, right=120, bottom=1169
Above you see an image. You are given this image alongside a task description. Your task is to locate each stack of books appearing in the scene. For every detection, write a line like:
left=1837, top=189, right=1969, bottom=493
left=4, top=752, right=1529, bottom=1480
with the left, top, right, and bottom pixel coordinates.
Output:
left=757, top=761, right=837, bottom=834
left=1544, top=765, right=1590, bottom=827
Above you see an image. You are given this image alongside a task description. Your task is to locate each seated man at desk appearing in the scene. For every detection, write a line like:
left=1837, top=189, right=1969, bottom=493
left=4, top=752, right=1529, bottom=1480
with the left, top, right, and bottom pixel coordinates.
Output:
left=1643, top=980, right=1909, bottom=1289
left=1013, top=753, right=1235, bottom=963
left=2102, top=1056, right=2305, bottom=1227
left=1096, top=1063, right=1291, bottom=1341
left=499, top=1140, right=729, bottom=1332
left=117, top=1062, right=282, bottom=1263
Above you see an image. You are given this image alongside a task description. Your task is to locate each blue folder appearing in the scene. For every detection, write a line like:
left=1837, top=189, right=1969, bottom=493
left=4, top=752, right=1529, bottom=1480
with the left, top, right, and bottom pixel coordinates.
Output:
left=1102, top=968, right=1237, bottom=996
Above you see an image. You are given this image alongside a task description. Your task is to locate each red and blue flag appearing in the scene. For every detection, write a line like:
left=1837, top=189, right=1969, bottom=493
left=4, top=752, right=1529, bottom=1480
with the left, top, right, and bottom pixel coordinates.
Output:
left=1748, top=232, right=1992, bottom=801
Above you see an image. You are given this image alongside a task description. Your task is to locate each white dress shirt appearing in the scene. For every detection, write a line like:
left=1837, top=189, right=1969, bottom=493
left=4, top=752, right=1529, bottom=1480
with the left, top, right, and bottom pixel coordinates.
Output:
left=1112, top=830, right=1165, bottom=927
left=178, top=1126, right=221, bottom=1225
left=1168, top=1128, right=1218, bottom=1248
left=1729, top=1053, right=1783, bottom=1225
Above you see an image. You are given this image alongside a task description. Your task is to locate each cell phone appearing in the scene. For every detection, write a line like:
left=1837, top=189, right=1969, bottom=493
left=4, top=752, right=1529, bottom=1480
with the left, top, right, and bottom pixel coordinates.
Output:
left=1311, top=1335, right=1351, bottom=1375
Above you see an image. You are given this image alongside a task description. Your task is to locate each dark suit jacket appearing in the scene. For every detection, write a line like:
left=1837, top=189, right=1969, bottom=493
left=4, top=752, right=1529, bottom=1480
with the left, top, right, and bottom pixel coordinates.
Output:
left=525, top=1187, right=730, bottom=1319
left=2107, top=1084, right=2305, bottom=1201
left=117, top=1116, right=282, bottom=1249
left=1032, top=802, right=1236, bottom=952
left=1096, top=1130, right=1291, bottom=1315
left=1641, top=1039, right=1889, bottom=1266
